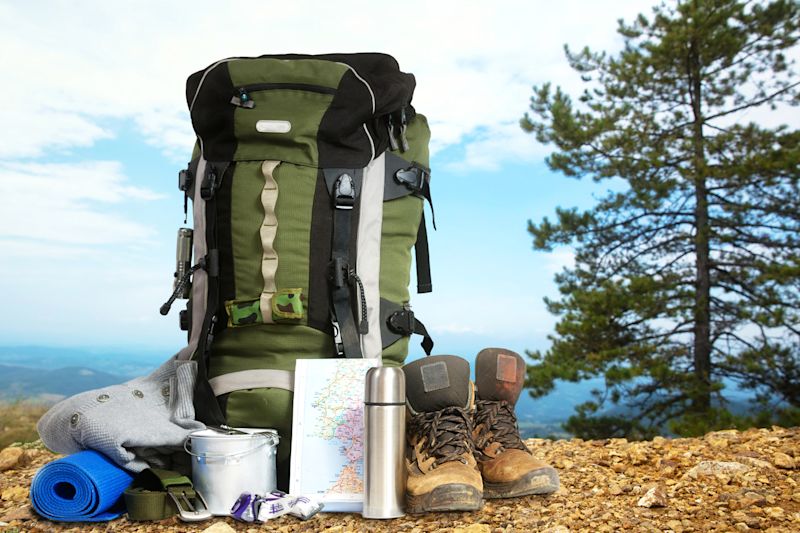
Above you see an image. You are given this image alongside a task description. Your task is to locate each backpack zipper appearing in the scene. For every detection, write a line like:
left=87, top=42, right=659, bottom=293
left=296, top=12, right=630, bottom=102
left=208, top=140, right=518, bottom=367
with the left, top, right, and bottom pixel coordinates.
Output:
left=190, top=58, right=378, bottom=160
left=231, top=83, right=338, bottom=108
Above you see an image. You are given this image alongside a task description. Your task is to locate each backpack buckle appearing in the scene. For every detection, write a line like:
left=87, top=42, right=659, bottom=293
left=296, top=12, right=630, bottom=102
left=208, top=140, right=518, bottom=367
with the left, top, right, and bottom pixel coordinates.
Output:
left=200, top=166, right=219, bottom=200
left=388, top=308, right=415, bottom=335
left=394, top=166, right=428, bottom=193
left=333, top=173, right=356, bottom=210
left=179, top=167, right=193, bottom=192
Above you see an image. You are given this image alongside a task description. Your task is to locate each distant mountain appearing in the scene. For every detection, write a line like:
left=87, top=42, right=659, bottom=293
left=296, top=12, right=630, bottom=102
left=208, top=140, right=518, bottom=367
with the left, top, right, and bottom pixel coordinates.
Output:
left=0, top=345, right=171, bottom=378
left=0, top=364, right=127, bottom=402
left=0, top=345, right=764, bottom=439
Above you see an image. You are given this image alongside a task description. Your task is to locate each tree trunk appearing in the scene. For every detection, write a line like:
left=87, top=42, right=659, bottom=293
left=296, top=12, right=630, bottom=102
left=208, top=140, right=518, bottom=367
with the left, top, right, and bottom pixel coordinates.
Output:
left=688, top=19, right=712, bottom=413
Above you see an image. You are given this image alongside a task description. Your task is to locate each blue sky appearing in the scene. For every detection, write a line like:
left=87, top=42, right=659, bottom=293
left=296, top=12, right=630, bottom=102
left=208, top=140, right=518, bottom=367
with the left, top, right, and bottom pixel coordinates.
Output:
left=0, top=0, right=648, bottom=361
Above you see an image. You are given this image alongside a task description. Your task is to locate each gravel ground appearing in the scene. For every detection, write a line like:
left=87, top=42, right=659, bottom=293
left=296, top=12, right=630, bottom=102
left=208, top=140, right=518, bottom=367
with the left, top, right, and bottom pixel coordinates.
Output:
left=1, top=426, right=798, bottom=532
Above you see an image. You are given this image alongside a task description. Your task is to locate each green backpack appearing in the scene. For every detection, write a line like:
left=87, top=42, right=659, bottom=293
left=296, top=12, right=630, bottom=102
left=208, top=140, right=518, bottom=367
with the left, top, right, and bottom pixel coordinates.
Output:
left=164, top=54, right=434, bottom=487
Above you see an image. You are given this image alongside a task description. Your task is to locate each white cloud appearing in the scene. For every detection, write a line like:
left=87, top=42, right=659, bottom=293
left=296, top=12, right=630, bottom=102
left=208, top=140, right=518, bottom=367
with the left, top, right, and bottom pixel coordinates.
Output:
left=543, top=248, right=576, bottom=275
left=0, top=109, right=113, bottom=159
left=444, top=122, right=549, bottom=172
left=0, top=0, right=648, bottom=164
left=0, top=161, right=162, bottom=246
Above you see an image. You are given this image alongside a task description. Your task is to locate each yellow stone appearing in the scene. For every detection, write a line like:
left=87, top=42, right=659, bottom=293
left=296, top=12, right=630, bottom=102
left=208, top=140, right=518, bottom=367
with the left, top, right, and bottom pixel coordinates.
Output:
left=0, top=486, right=28, bottom=502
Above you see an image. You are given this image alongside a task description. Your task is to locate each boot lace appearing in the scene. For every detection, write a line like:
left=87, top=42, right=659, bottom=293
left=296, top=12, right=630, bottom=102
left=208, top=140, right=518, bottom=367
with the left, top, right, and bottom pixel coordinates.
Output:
left=409, top=406, right=474, bottom=468
left=474, top=399, right=528, bottom=456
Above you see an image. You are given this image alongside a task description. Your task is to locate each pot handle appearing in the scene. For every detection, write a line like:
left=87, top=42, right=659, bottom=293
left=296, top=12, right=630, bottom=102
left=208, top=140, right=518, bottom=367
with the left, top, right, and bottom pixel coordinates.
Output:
left=183, top=437, right=269, bottom=459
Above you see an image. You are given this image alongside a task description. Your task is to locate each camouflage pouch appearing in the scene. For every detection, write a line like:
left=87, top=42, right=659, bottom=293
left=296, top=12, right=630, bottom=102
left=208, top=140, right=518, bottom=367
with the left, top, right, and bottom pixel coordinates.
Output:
left=272, top=289, right=305, bottom=321
left=226, top=300, right=263, bottom=327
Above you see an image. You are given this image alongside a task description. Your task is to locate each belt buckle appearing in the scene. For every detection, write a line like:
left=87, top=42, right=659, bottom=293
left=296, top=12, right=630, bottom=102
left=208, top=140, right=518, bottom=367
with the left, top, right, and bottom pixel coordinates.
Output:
left=167, top=486, right=212, bottom=522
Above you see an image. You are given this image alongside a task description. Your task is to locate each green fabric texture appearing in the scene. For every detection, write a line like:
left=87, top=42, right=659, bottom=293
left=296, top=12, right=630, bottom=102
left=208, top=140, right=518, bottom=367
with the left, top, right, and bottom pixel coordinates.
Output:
left=273, top=162, right=316, bottom=318
left=382, top=337, right=409, bottom=366
left=210, top=324, right=334, bottom=375
left=379, top=194, right=423, bottom=365
left=223, top=387, right=294, bottom=492
left=230, top=161, right=266, bottom=299
left=379, top=195, right=423, bottom=304
left=232, top=89, right=333, bottom=166
left=228, top=59, right=347, bottom=92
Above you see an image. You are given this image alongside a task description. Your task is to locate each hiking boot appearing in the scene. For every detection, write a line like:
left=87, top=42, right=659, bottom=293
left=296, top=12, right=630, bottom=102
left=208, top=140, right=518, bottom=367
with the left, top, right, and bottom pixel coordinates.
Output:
left=403, top=355, right=483, bottom=514
left=473, top=348, right=560, bottom=499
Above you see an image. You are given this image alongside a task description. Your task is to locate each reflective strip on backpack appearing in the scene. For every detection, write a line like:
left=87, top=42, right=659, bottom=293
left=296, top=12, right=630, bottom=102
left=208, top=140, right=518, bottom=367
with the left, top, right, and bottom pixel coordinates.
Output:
left=259, top=161, right=280, bottom=324
left=208, top=369, right=295, bottom=396
left=357, top=153, right=386, bottom=359
left=177, top=157, right=209, bottom=361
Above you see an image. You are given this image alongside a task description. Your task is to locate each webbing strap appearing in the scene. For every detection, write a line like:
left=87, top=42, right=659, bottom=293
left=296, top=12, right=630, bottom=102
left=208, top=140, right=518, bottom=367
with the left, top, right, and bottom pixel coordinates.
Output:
left=124, top=469, right=194, bottom=521
left=384, top=152, right=434, bottom=293
left=329, top=171, right=363, bottom=358
left=415, top=211, right=432, bottom=294
left=193, top=161, right=228, bottom=427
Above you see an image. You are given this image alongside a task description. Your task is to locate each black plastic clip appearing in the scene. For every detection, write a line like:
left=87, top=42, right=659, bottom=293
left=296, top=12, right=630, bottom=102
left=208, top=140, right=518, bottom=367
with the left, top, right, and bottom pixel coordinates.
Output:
left=388, top=308, right=416, bottom=336
left=331, top=256, right=349, bottom=289
left=178, top=167, right=193, bottom=192
left=387, top=113, right=400, bottom=151
left=333, top=173, right=356, bottom=210
left=399, top=106, right=409, bottom=152
left=200, top=166, right=219, bottom=200
left=395, top=165, right=428, bottom=193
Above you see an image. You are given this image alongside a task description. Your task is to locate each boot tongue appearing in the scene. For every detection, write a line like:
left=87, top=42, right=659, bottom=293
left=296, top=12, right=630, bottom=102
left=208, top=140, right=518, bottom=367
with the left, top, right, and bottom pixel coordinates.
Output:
left=474, top=348, right=526, bottom=406
left=403, top=355, right=472, bottom=414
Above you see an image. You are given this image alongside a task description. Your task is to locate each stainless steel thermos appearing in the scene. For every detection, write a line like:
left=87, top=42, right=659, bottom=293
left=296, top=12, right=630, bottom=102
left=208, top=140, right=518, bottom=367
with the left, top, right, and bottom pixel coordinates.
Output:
left=175, top=228, right=193, bottom=299
left=363, top=366, right=406, bottom=519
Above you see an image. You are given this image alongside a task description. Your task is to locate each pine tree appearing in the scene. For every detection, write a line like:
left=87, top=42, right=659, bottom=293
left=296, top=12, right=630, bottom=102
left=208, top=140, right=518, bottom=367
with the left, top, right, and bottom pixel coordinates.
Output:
left=521, top=0, right=800, bottom=438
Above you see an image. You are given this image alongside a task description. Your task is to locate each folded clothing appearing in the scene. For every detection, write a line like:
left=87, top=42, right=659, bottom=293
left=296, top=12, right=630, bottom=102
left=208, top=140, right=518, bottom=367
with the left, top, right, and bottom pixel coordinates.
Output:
left=37, top=357, right=205, bottom=472
left=30, top=450, right=134, bottom=522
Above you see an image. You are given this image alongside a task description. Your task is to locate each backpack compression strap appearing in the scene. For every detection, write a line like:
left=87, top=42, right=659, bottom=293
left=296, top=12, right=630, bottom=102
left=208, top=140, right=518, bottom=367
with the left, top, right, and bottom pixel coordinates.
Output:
left=325, top=169, right=366, bottom=358
left=384, top=152, right=434, bottom=294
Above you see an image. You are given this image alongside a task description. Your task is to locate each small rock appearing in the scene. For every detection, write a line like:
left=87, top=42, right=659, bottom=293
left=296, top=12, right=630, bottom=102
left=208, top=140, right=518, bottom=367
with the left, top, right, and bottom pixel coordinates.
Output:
left=658, top=459, right=680, bottom=475
left=0, top=505, right=34, bottom=522
left=736, top=456, right=774, bottom=469
left=739, top=491, right=766, bottom=508
left=637, top=485, right=668, bottom=508
left=454, top=525, right=492, bottom=533
left=685, top=461, right=750, bottom=479
left=0, top=447, right=25, bottom=472
left=666, top=519, right=683, bottom=532
left=541, top=527, right=570, bottom=533
left=773, top=452, right=795, bottom=469
left=734, top=522, right=749, bottom=531
left=1, top=486, right=28, bottom=502
left=763, top=506, right=784, bottom=519
left=791, top=492, right=800, bottom=503
left=201, top=522, right=237, bottom=533
left=608, top=484, right=623, bottom=496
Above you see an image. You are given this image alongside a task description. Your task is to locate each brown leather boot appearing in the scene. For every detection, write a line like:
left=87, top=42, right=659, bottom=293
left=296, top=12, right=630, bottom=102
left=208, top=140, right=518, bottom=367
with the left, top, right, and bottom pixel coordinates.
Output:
left=403, top=355, right=483, bottom=514
left=473, top=348, right=560, bottom=499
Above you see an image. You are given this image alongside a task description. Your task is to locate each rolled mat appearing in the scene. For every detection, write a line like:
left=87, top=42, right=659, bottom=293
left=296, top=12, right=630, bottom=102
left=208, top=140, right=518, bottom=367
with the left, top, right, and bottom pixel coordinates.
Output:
left=30, top=450, right=134, bottom=522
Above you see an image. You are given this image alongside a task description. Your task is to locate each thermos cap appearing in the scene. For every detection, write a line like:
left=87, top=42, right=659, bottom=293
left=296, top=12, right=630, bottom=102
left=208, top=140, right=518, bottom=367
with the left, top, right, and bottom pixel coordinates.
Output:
left=365, top=367, right=405, bottom=405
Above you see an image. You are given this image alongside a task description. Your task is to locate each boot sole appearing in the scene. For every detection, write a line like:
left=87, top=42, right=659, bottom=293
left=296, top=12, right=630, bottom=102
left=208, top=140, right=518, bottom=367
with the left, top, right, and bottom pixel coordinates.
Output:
left=483, top=467, right=560, bottom=499
left=406, top=483, right=483, bottom=514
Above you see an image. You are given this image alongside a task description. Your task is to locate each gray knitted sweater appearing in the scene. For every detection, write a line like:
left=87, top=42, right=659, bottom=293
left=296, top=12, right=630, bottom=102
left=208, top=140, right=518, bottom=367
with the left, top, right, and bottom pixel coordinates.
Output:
left=37, top=357, right=205, bottom=472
